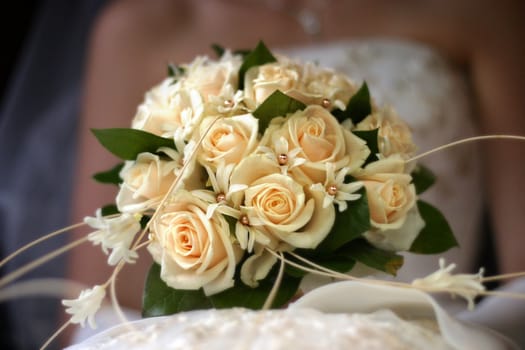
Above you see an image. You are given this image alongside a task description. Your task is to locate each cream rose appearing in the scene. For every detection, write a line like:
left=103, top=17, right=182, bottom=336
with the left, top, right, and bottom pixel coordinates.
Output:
left=357, top=156, right=424, bottom=251
left=116, top=148, right=181, bottom=213
left=231, top=156, right=335, bottom=249
left=117, top=147, right=203, bottom=214
left=267, top=105, right=369, bottom=184
left=182, top=53, right=241, bottom=101
left=244, top=59, right=303, bottom=110
left=244, top=57, right=356, bottom=111
left=196, top=113, right=259, bottom=169
left=131, top=79, right=204, bottom=139
left=148, top=190, right=242, bottom=295
left=355, top=106, right=416, bottom=160
left=301, top=62, right=357, bottom=111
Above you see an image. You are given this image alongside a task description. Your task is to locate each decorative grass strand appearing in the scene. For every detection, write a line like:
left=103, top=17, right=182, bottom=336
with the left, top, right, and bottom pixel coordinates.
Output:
left=262, top=251, right=285, bottom=310
left=482, top=272, right=525, bottom=282
left=0, top=236, right=89, bottom=289
left=0, top=222, right=87, bottom=269
left=40, top=320, right=70, bottom=350
left=407, top=135, right=525, bottom=163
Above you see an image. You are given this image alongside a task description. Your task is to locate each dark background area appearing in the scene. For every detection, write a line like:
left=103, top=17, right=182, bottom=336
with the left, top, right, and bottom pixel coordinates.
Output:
left=1, top=1, right=41, bottom=104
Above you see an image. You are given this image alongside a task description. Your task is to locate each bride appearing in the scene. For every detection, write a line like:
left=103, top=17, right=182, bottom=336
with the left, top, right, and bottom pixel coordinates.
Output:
left=66, top=0, right=525, bottom=346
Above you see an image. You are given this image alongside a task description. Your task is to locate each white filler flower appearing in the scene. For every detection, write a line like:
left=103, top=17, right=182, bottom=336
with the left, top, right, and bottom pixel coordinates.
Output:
left=85, top=209, right=141, bottom=265
left=62, top=285, right=106, bottom=328
left=412, top=258, right=485, bottom=310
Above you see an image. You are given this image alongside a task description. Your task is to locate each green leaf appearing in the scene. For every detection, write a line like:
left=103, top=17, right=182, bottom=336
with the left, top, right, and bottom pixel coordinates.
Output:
left=353, top=129, right=380, bottom=165
left=238, top=41, right=277, bottom=89
left=101, top=204, right=119, bottom=217
left=211, top=43, right=225, bottom=58
left=411, top=164, right=436, bottom=194
left=317, top=186, right=370, bottom=252
left=92, top=128, right=176, bottom=160
left=284, top=263, right=308, bottom=278
left=233, top=49, right=252, bottom=57
left=167, top=64, right=185, bottom=78
left=409, top=201, right=458, bottom=254
left=333, top=82, right=372, bottom=124
left=343, top=239, right=404, bottom=276
left=284, top=249, right=356, bottom=278
left=167, top=64, right=176, bottom=77
left=252, top=90, right=306, bottom=133
left=142, top=264, right=212, bottom=317
left=140, top=215, right=150, bottom=230
left=347, top=82, right=372, bottom=124
left=92, top=163, right=124, bottom=185
left=210, top=267, right=301, bottom=309
left=142, top=262, right=301, bottom=317
left=315, top=255, right=356, bottom=273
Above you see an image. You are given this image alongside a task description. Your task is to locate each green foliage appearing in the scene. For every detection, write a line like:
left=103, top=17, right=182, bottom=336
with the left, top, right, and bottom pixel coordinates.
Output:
left=210, top=266, right=300, bottom=310
left=411, top=164, right=436, bottom=194
left=285, top=251, right=356, bottom=278
left=238, top=41, right=277, bottom=89
left=167, top=64, right=184, bottom=78
left=333, top=82, right=372, bottom=124
left=140, top=215, right=150, bottom=230
left=252, top=90, right=306, bottom=133
left=167, top=64, right=176, bottom=77
left=211, top=43, right=225, bottom=58
left=410, top=201, right=458, bottom=254
left=92, top=128, right=176, bottom=160
left=92, top=163, right=124, bottom=185
left=343, top=239, right=404, bottom=276
left=142, top=264, right=212, bottom=317
left=353, top=129, right=380, bottom=165
left=100, top=204, right=119, bottom=217
left=142, top=263, right=301, bottom=317
left=317, top=186, right=370, bottom=252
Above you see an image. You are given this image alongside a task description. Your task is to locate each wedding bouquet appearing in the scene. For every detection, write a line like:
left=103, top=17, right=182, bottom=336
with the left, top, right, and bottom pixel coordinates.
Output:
left=76, top=41, right=460, bottom=321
